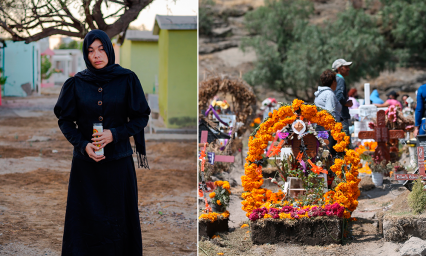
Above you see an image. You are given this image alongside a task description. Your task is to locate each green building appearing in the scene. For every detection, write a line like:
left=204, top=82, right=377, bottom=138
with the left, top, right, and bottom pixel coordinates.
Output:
left=120, top=30, right=159, bottom=95
left=153, top=15, right=197, bottom=128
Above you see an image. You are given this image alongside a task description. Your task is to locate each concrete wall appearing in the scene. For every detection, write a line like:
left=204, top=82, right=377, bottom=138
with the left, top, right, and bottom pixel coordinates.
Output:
left=131, top=41, right=158, bottom=95
left=166, top=30, right=197, bottom=128
left=158, top=29, right=169, bottom=125
left=120, top=40, right=159, bottom=95
left=120, top=40, right=132, bottom=74
left=3, top=41, right=40, bottom=97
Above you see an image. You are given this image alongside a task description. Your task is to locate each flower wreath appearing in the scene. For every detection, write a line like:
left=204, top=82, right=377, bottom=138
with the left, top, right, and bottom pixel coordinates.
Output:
left=241, top=99, right=361, bottom=220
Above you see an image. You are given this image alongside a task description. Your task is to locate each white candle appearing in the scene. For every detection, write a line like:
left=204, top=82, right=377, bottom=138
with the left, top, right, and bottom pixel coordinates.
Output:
left=93, top=123, right=104, bottom=156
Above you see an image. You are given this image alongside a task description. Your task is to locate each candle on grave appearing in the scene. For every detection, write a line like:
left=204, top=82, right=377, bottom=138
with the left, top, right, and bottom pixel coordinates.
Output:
left=364, top=83, right=370, bottom=105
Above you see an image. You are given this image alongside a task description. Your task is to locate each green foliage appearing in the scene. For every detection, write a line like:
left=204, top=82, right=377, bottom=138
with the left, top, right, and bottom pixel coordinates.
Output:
left=242, top=0, right=392, bottom=102
left=408, top=177, right=426, bottom=214
left=41, top=56, right=53, bottom=80
left=381, top=0, right=426, bottom=65
left=0, top=67, right=7, bottom=85
left=199, top=0, right=216, bottom=36
left=211, top=185, right=230, bottom=210
left=58, top=40, right=82, bottom=50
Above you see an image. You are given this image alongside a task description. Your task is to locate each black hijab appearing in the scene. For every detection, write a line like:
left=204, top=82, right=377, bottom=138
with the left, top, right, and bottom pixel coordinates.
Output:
left=75, top=29, right=149, bottom=169
left=75, top=29, right=132, bottom=83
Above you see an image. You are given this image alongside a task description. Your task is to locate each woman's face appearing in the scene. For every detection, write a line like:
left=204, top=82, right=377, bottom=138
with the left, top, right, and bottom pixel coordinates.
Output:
left=331, top=80, right=337, bottom=91
left=88, top=39, right=108, bottom=69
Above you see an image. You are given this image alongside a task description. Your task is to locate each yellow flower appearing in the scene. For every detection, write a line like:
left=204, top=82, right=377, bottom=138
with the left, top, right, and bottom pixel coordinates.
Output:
left=209, top=192, right=216, bottom=198
left=241, top=224, right=249, bottom=228
left=217, top=253, right=224, bottom=255
left=217, top=200, right=222, bottom=206
left=221, top=211, right=230, bottom=218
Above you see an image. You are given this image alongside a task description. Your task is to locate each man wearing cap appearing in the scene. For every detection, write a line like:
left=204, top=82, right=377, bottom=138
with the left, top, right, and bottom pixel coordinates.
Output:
left=332, top=59, right=353, bottom=136
left=374, top=90, right=402, bottom=109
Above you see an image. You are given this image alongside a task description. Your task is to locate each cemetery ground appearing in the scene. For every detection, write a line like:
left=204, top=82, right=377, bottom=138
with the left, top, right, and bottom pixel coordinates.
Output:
left=0, top=91, right=197, bottom=255
left=199, top=156, right=419, bottom=256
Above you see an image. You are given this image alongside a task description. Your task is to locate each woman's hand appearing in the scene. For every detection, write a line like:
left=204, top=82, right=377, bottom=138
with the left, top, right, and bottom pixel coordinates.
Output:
left=414, top=126, right=419, bottom=137
left=92, top=129, right=113, bottom=149
left=85, top=143, right=106, bottom=162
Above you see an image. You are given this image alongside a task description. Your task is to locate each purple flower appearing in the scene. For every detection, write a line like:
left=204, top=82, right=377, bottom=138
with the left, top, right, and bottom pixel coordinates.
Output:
left=249, top=212, right=260, bottom=221
left=317, top=131, right=329, bottom=139
left=278, top=132, right=289, bottom=139
left=281, top=206, right=294, bottom=213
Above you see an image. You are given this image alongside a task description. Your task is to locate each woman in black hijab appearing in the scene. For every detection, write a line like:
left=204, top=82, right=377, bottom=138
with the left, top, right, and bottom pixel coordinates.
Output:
left=54, top=29, right=150, bottom=255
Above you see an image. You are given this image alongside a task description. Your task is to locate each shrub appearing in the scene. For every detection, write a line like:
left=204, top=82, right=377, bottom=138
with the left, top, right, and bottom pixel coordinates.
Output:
left=408, top=177, right=426, bottom=214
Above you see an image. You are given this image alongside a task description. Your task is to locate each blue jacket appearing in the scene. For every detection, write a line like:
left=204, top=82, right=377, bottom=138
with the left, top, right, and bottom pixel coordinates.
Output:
left=335, top=75, right=350, bottom=120
left=54, top=73, right=150, bottom=162
left=415, top=84, right=426, bottom=126
left=370, top=89, right=384, bottom=104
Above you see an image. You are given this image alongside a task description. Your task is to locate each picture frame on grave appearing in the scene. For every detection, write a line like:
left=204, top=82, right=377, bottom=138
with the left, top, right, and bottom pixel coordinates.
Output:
left=417, top=135, right=426, bottom=161
left=290, top=134, right=319, bottom=159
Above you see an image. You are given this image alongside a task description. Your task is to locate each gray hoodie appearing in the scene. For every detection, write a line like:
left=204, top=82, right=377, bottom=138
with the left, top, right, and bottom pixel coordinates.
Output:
left=314, top=86, right=342, bottom=121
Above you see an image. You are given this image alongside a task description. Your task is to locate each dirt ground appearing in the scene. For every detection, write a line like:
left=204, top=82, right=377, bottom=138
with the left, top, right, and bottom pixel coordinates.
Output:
left=0, top=92, right=197, bottom=255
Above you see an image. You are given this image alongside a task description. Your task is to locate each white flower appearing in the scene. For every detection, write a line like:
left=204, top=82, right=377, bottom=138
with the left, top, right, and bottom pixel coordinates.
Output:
left=322, top=150, right=330, bottom=158
left=316, top=161, right=322, bottom=167
left=271, top=178, right=277, bottom=183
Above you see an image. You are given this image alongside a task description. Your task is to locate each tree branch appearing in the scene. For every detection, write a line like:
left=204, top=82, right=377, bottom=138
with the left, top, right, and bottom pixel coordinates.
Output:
left=83, top=0, right=97, bottom=30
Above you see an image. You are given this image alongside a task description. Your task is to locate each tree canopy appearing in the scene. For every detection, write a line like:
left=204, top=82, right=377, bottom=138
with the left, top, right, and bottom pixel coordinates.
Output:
left=381, top=0, right=426, bottom=65
left=0, top=0, right=154, bottom=43
left=242, top=0, right=395, bottom=102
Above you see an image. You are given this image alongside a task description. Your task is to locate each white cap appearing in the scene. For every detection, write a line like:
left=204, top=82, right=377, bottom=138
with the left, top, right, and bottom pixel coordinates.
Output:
left=332, top=59, right=352, bottom=71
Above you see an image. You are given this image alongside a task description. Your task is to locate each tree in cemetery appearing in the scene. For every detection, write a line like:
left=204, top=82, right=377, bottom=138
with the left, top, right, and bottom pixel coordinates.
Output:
left=242, top=0, right=392, bottom=102
left=408, top=177, right=426, bottom=215
left=199, top=0, right=216, bottom=36
left=0, top=0, right=155, bottom=43
left=381, top=0, right=426, bottom=66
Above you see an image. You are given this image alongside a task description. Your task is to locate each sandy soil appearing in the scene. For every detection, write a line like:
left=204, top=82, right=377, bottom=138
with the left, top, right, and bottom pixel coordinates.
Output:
left=0, top=92, right=197, bottom=255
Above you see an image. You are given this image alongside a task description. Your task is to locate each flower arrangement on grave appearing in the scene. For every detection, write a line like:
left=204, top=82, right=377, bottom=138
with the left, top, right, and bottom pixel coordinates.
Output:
left=386, top=161, right=407, bottom=177
left=250, top=117, right=262, bottom=128
left=209, top=180, right=231, bottom=212
left=241, top=99, right=361, bottom=221
left=355, top=141, right=377, bottom=175
left=368, top=105, right=414, bottom=131
left=367, top=156, right=388, bottom=174
left=198, top=149, right=231, bottom=223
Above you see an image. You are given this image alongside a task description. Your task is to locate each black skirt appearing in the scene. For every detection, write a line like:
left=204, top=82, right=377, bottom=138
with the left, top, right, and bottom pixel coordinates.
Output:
left=61, top=156, right=142, bottom=256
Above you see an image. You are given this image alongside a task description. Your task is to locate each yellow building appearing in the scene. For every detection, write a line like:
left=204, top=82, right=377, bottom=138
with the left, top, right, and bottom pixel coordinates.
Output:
left=120, top=30, right=159, bottom=95
left=153, top=15, right=197, bottom=128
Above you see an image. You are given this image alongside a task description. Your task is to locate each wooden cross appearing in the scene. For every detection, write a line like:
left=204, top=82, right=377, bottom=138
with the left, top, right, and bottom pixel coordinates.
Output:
left=358, top=110, right=404, bottom=163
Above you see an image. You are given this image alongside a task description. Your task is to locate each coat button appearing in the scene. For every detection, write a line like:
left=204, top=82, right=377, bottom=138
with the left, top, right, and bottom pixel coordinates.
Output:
left=98, top=87, right=103, bottom=92
left=98, top=101, right=102, bottom=105
left=99, top=116, right=103, bottom=121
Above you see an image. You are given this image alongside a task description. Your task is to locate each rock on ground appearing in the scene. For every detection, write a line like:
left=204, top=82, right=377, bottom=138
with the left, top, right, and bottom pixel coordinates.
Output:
left=399, top=237, right=426, bottom=256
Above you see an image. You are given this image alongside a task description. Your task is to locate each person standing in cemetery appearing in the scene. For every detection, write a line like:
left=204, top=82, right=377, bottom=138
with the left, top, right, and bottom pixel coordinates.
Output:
left=54, top=29, right=150, bottom=255
left=315, top=69, right=341, bottom=156
left=373, top=90, right=402, bottom=109
left=414, top=84, right=426, bottom=136
left=314, top=69, right=342, bottom=121
left=332, top=59, right=353, bottom=136
left=401, top=94, right=409, bottom=109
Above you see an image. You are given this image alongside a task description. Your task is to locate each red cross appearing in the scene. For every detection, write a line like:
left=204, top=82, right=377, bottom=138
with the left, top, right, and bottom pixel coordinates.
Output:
left=358, top=110, right=404, bottom=163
